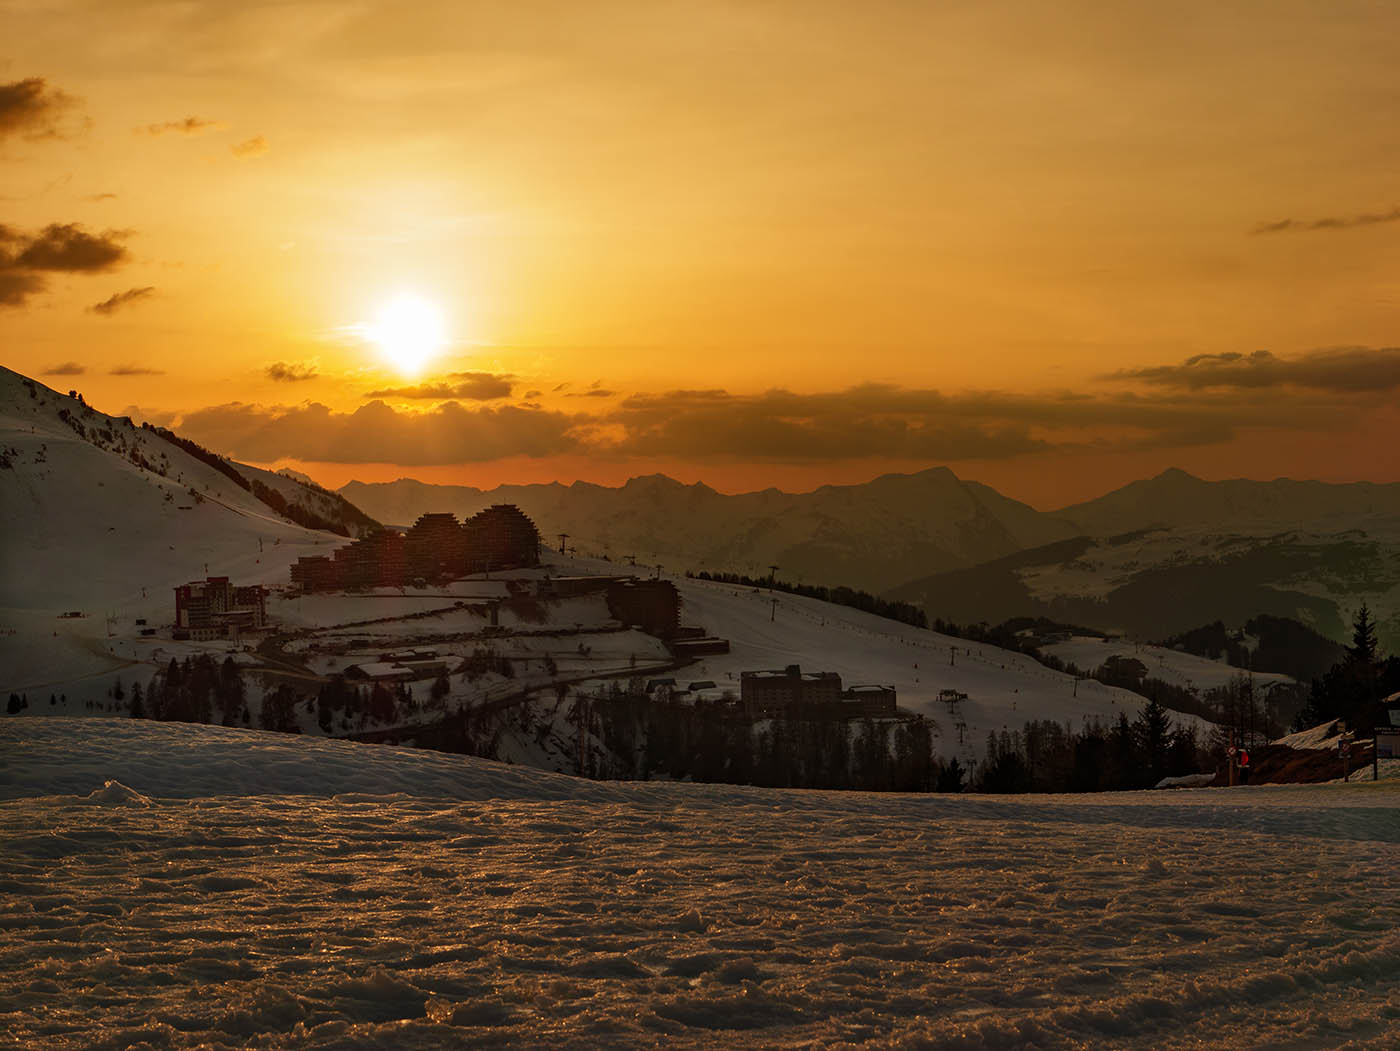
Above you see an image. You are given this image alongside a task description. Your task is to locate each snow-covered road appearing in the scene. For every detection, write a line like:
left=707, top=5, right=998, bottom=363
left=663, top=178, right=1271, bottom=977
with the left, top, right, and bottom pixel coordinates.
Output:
left=2, top=720, right=1397, bottom=1049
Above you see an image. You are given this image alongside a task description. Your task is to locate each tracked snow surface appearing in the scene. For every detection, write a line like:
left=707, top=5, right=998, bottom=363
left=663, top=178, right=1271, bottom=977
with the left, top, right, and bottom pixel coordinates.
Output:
left=2, top=719, right=1397, bottom=1049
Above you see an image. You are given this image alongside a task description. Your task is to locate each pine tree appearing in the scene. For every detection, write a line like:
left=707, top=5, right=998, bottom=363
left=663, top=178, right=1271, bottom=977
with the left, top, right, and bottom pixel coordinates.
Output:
left=128, top=681, right=145, bottom=719
left=1347, top=604, right=1378, bottom=668
left=1134, top=694, right=1173, bottom=784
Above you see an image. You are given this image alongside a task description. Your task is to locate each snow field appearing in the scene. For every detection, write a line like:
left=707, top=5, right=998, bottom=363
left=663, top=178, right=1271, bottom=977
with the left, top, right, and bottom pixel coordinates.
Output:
left=675, top=578, right=1208, bottom=767
left=1040, top=635, right=1294, bottom=693
left=2, top=720, right=1397, bottom=1050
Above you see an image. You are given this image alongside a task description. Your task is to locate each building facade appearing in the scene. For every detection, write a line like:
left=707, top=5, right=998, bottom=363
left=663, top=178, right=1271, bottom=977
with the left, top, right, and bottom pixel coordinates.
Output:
left=173, top=576, right=266, bottom=641
left=289, top=504, right=542, bottom=592
left=740, top=665, right=897, bottom=719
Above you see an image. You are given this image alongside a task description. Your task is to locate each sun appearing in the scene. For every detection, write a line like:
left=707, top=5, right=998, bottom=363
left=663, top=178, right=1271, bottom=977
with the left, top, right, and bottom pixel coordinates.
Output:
left=364, top=292, right=447, bottom=376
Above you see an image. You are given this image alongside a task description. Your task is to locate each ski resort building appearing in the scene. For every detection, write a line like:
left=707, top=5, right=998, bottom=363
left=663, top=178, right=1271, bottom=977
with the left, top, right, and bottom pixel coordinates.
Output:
left=741, top=664, right=843, bottom=716
left=740, top=665, right=897, bottom=719
left=466, top=504, right=541, bottom=573
left=843, top=684, right=898, bottom=716
left=173, top=576, right=266, bottom=641
left=606, top=578, right=681, bottom=638
left=406, top=513, right=468, bottom=581
left=289, top=504, right=542, bottom=592
left=288, top=555, right=337, bottom=592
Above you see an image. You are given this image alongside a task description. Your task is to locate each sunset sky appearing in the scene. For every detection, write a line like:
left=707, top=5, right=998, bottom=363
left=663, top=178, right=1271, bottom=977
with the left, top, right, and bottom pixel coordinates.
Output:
left=4, top=0, right=1400, bottom=507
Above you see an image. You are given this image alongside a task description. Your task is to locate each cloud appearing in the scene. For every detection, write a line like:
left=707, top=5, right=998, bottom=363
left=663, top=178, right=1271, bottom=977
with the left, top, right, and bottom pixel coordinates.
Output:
left=90, top=286, right=155, bottom=315
left=178, top=399, right=582, bottom=465
left=266, top=361, right=318, bottom=382
left=42, top=361, right=85, bottom=376
left=109, top=364, right=163, bottom=376
left=0, top=222, right=132, bottom=307
left=0, top=270, right=45, bottom=306
left=601, top=386, right=1051, bottom=461
left=0, top=78, right=79, bottom=141
left=1252, top=205, right=1400, bottom=235
left=86, top=193, right=118, bottom=202
left=12, top=223, right=128, bottom=271
left=137, top=116, right=225, bottom=136
left=230, top=135, right=268, bottom=158
left=1113, top=347, right=1400, bottom=393
left=174, top=377, right=1367, bottom=470
left=365, top=372, right=514, bottom=400
left=593, top=382, right=1336, bottom=463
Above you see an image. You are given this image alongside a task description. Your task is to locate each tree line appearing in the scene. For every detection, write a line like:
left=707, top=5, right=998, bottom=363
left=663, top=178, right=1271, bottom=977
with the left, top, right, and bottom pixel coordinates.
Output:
left=974, top=697, right=1208, bottom=793
left=688, top=570, right=929, bottom=629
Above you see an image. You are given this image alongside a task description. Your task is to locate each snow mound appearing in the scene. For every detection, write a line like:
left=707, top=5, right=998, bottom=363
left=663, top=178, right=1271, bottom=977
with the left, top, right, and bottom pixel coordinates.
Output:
left=1272, top=719, right=1344, bottom=750
left=82, top=779, right=152, bottom=807
left=1154, top=772, right=1217, bottom=789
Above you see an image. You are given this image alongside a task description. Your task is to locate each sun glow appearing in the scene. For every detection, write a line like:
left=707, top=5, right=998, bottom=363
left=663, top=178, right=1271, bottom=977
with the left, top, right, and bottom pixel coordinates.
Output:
left=364, top=292, right=447, bottom=376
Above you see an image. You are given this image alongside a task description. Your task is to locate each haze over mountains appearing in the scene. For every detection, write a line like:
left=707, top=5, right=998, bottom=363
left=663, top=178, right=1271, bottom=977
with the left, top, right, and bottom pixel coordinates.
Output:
left=342, top=469, right=1077, bottom=594
left=344, top=468, right=1400, bottom=647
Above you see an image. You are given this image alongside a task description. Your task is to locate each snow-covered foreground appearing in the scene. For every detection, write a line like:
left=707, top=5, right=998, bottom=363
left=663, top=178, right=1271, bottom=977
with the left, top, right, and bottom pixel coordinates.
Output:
left=3, top=721, right=1397, bottom=1049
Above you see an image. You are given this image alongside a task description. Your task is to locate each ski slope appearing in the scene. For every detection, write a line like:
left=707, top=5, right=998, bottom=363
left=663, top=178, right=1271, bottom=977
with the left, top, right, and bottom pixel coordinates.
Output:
left=1039, top=635, right=1295, bottom=693
left=1, top=719, right=1396, bottom=1050
left=0, top=368, right=359, bottom=700
left=674, top=576, right=1200, bottom=767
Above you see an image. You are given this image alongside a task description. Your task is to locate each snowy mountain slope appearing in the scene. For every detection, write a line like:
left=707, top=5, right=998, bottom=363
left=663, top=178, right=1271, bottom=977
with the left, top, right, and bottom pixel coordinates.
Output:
left=887, top=522, right=1400, bottom=650
left=0, top=367, right=381, bottom=696
left=1037, top=635, right=1294, bottom=693
left=1, top=718, right=1396, bottom=1050
left=339, top=467, right=1081, bottom=594
left=0, top=366, right=377, bottom=612
left=1060, top=466, right=1400, bottom=535
left=670, top=575, right=1191, bottom=768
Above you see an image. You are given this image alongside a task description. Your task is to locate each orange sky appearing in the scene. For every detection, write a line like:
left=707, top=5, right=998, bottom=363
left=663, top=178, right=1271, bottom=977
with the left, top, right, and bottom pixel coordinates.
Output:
left=4, top=1, right=1400, bottom=508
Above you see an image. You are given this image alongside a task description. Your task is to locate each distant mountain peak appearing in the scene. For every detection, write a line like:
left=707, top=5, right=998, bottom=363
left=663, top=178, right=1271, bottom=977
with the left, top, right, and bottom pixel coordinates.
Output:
left=1152, top=467, right=1200, bottom=482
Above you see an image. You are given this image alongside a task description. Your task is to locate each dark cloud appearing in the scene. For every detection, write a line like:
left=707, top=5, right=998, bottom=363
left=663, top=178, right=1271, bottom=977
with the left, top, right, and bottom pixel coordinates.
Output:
left=174, top=376, right=1365, bottom=470
left=265, top=361, right=318, bottom=383
left=570, top=388, right=616, bottom=398
left=90, top=286, right=154, bottom=315
left=0, top=270, right=44, bottom=306
left=1253, top=205, right=1400, bottom=235
left=595, top=383, right=1328, bottom=463
left=1113, top=347, right=1400, bottom=393
left=109, top=364, right=163, bottom=376
left=137, top=116, right=224, bottom=136
left=42, top=361, right=85, bottom=376
left=524, top=389, right=543, bottom=399
left=86, top=193, right=118, bottom=202
left=15, top=224, right=128, bottom=271
left=178, top=399, right=582, bottom=465
left=0, top=223, right=132, bottom=307
left=365, top=372, right=513, bottom=401
left=230, top=135, right=268, bottom=158
left=0, top=78, right=79, bottom=141
left=602, top=386, right=1049, bottom=461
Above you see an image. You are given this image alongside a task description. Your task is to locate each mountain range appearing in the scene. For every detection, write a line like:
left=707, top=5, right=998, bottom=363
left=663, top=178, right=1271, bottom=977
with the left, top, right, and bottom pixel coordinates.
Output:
left=344, top=469, right=1400, bottom=648
left=341, top=469, right=1078, bottom=594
